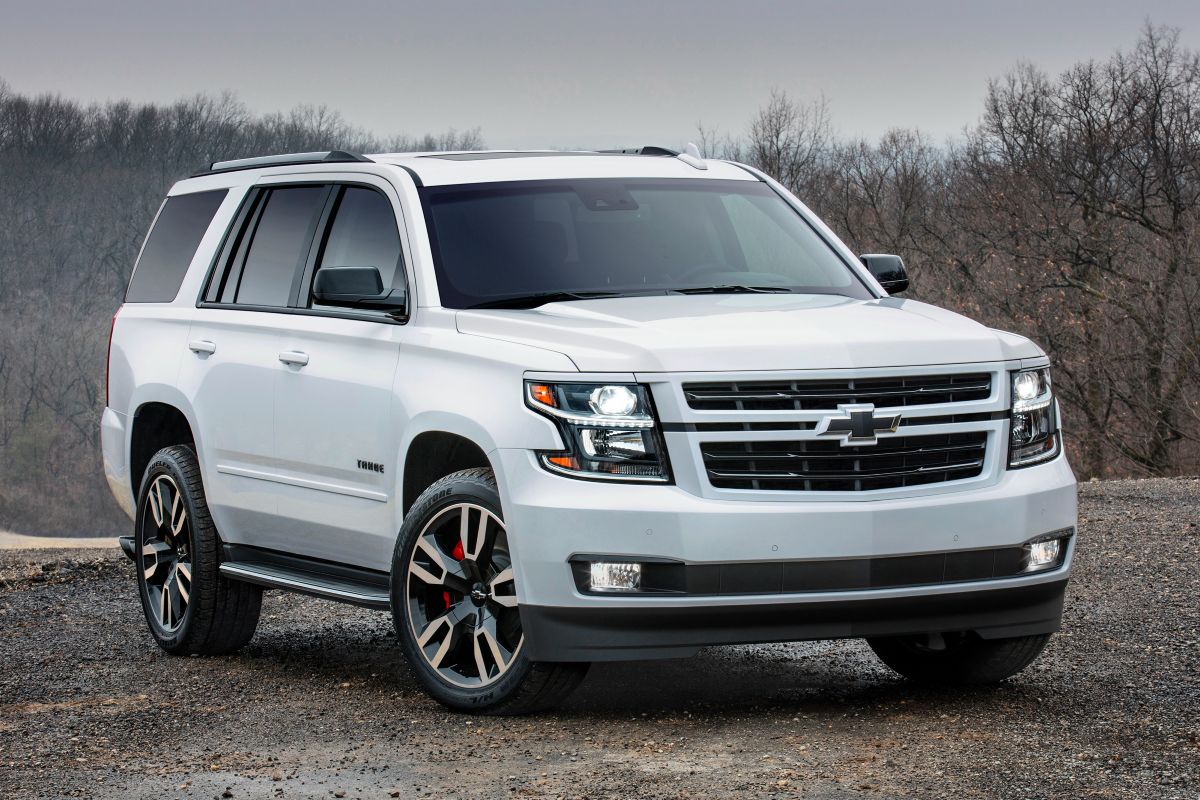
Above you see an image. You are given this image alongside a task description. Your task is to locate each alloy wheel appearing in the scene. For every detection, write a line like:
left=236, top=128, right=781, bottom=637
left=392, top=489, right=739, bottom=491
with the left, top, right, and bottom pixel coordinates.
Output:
left=405, top=502, right=522, bottom=688
left=139, top=474, right=193, bottom=631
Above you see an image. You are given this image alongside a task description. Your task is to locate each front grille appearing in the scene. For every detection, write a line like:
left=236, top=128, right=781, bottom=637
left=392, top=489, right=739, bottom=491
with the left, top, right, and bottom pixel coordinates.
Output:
left=702, top=432, right=988, bottom=492
left=684, top=373, right=992, bottom=411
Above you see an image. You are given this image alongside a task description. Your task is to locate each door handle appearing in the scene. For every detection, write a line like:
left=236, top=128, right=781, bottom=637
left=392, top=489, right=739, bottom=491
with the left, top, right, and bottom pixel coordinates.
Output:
left=278, top=351, right=310, bottom=367
left=188, top=339, right=216, bottom=355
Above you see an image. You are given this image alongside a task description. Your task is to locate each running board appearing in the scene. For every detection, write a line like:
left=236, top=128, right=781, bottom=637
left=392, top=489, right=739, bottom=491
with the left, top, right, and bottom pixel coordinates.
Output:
left=220, top=562, right=391, bottom=610
left=118, top=535, right=137, bottom=562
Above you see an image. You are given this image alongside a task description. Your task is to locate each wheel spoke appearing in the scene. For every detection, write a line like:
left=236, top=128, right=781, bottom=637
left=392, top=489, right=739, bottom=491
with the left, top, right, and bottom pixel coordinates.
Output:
left=416, top=613, right=460, bottom=669
left=176, top=561, right=191, bottom=603
left=460, top=506, right=500, bottom=572
left=141, top=540, right=172, bottom=581
left=478, top=611, right=515, bottom=675
left=167, top=571, right=186, bottom=626
left=169, top=490, right=187, bottom=536
left=488, top=566, right=518, bottom=608
left=148, top=482, right=165, bottom=528
left=410, top=537, right=449, bottom=586
left=481, top=627, right=508, bottom=672
left=472, top=630, right=490, bottom=681
left=416, top=612, right=451, bottom=648
left=459, top=505, right=489, bottom=563
left=159, top=577, right=172, bottom=627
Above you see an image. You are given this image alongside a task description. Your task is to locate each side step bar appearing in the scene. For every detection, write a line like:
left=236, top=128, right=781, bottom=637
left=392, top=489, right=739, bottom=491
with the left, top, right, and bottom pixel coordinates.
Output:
left=219, top=562, right=391, bottom=610
left=118, top=535, right=137, bottom=561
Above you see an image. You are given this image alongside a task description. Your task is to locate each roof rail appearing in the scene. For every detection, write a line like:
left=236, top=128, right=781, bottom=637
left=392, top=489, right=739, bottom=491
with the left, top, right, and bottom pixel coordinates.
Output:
left=596, top=144, right=707, bottom=170
left=192, top=150, right=373, bottom=177
left=678, top=142, right=707, bottom=171
left=597, top=146, right=680, bottom=156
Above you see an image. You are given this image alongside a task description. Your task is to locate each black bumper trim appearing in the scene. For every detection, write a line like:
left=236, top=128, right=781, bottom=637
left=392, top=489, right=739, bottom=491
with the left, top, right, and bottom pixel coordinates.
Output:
left=568, top=538, right=1071, bottom=596
left=521, top=578, right=1068, bottom=662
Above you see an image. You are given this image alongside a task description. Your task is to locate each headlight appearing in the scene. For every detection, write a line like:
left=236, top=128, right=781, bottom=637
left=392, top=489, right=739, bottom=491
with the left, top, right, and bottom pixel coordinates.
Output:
left=1008, top=367, right=1060, bottom=468
left=525, top=381, right=671, bottom=482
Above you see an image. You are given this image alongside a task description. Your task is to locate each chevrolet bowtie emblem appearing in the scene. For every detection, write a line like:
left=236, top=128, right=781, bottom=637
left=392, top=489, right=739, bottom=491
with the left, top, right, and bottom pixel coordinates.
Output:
left=816, top=404, right=901, bottom=446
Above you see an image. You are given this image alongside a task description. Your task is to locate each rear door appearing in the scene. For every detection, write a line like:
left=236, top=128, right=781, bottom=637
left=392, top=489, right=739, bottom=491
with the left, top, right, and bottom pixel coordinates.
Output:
left=270, top=178, right=408, bottom=570
left=178, top=183, right=330, bottom=545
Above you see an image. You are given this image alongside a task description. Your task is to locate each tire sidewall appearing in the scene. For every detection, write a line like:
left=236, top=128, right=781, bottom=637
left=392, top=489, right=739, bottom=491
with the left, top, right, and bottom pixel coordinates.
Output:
left=390, top=470, right=535, bottom=711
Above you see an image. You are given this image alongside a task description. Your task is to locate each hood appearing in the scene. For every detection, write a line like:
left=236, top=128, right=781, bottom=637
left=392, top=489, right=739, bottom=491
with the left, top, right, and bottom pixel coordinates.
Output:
left=455, top=294, right=1043, bottom=373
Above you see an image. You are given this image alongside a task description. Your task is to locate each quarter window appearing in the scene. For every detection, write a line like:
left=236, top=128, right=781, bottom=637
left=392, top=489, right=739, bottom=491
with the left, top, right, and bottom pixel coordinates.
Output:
left=126, top=190, right=227, bottom=303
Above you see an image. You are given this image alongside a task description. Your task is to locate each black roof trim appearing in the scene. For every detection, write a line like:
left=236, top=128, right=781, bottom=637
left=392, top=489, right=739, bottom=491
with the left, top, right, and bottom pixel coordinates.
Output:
left=423, top=151, right=589, bottom=161
left=597, top=146, right=680, bottom=156
left=191, top=150, right=373, bottom=177
left=394, top=163, right=424, bottom=188
left=422, top=147, right=682, bottom=162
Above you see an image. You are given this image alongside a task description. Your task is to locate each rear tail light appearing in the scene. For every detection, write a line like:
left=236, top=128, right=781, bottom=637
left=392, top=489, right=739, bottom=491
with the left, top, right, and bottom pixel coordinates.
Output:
left=105, top=307, right=120, bottom=407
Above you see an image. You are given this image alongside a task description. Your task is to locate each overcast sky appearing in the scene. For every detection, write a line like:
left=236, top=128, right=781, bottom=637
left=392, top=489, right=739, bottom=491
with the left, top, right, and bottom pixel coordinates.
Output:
left=3, top=0, right=1199, bottom=150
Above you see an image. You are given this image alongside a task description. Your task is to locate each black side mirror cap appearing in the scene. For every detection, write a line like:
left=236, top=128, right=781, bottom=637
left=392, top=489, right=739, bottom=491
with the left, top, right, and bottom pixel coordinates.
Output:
left=859, top=254, right=909, bottom=295
left=312, top=266, right=407, bottom=316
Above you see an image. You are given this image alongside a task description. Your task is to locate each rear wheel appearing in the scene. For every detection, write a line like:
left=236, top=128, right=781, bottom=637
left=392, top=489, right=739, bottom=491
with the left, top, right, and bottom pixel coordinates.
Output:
left=135, top=445, right=261, bottom=655
left=867, top=632, right=1051, bottom=685
left=392, top=468, right=588, bottom=714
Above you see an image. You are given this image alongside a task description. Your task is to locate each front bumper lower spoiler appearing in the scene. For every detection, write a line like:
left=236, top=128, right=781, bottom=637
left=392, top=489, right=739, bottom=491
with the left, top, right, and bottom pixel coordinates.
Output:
left=520, top=578, right=1068, bottom=662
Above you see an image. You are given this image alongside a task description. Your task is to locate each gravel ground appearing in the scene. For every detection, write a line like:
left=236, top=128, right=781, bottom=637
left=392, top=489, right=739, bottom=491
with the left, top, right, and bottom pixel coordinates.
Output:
left=0, top=478, right=1197, bottom=800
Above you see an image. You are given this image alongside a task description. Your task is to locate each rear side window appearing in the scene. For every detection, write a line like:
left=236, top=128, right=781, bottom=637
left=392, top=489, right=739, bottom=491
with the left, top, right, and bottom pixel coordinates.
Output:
left=234, top=186, right=327, bottom=307
left=126, top=190, right=227, bottom=302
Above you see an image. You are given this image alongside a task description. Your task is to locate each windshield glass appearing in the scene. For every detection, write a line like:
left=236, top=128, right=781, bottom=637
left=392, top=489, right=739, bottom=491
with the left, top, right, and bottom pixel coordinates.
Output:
left=419, top=178, right=874, bottom=308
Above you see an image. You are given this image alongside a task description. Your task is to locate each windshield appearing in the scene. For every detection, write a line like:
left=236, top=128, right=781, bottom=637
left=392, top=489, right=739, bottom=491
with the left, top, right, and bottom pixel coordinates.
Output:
left=419, top=178, right=874, bottom=308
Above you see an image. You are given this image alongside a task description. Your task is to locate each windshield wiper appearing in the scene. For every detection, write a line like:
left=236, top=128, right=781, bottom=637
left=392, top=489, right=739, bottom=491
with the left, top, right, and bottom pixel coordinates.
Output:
left=671, top=285, right=793, bottom=295
left=468, top=290, right=626, bottom=309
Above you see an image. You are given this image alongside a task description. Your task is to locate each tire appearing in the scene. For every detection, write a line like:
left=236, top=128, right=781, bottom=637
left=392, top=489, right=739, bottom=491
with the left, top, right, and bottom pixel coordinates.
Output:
left=134, top=445, right=262, bottom=655
left=867, top=632, right=1051, bottom=685
left=391, top=468, right=588, bottom=714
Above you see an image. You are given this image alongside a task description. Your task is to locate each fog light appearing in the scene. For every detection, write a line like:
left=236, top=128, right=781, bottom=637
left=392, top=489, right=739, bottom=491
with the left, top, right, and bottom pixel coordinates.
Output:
left=1023, top=538, right=1062, bottom=572
left=589, top=561, right=642, bottom=591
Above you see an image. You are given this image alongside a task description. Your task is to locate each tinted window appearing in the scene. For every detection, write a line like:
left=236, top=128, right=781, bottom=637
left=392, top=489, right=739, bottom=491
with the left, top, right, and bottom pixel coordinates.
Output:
left=126, top=190, right=227, bottom=302
left=235, top=186, right=326, bottom=307
left=420, top=179, right=871, bottom=308
left=312, top=187, right=403, bottom=309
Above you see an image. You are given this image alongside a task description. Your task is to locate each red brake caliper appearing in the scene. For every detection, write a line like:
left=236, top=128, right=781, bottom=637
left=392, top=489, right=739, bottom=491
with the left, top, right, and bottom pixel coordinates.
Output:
left=444, top=540, right=465, bottom=609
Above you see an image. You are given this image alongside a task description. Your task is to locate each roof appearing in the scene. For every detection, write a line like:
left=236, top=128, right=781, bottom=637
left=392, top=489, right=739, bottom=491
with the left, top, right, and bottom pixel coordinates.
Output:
left=370, top=150, right=758, bottom=187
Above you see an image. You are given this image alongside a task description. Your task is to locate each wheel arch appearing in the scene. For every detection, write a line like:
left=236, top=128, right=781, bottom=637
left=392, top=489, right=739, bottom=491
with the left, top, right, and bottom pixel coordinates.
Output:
left=129, top=391, right=201, bottom=500
left=399, top=419, right=499, bottom=514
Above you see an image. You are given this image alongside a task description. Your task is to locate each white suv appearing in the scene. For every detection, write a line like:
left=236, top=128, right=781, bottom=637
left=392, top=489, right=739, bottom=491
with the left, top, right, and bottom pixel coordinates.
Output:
left=103, top=147, right=1077, bottom=713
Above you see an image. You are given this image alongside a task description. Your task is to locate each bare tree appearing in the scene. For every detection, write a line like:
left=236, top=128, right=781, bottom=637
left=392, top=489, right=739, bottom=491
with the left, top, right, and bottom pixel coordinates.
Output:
left=945, top=25, right=1200, bottom=475
left=0, top=84, right=488, bottom=533
left=745, top=90, right=832, bottom=194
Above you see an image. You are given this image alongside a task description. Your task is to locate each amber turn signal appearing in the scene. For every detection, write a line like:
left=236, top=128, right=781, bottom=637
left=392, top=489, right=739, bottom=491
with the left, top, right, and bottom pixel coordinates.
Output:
left=529, top=383, right=557, bottom=408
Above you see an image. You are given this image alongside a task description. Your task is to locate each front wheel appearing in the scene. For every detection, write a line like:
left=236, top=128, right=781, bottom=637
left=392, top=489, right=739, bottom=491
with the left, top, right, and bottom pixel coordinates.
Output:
left=392, top=468, right=588, bottom=714
left=867, top=632, right=1051, bottom=685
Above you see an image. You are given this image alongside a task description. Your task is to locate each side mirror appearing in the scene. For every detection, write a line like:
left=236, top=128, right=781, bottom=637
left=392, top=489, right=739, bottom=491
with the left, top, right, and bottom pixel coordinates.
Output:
left=859, top=254, right=909, bottom=295
left=312, top=266, right=407, bottom=316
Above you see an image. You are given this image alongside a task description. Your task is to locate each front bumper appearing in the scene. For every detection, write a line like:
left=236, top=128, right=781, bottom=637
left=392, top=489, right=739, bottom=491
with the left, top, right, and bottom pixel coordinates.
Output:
left=494, top=447, right=1077, bottom=661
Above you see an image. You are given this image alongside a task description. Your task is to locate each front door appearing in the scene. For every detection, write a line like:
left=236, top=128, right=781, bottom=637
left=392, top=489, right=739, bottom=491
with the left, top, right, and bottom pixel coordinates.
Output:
left=270, top=183, right=408, bottom=570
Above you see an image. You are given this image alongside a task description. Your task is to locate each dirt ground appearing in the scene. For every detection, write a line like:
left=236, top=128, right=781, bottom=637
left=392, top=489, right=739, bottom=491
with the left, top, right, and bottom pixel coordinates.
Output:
left=1, top=478, right=1197, bottom=799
